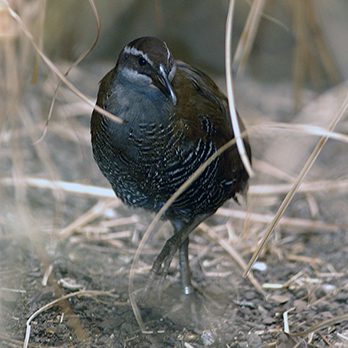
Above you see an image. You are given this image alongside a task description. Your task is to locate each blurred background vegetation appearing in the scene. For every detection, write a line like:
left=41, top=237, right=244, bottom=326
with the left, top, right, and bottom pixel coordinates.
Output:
left=42, top=0, right=347, bottom=81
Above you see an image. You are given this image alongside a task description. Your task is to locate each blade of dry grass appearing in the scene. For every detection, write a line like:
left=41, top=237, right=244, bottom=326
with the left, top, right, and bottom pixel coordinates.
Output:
left=244, top=92, right=348, bottom=277
left=59, top=199, right=119, bottom=239
left=225, top=0, right=254, bottom=177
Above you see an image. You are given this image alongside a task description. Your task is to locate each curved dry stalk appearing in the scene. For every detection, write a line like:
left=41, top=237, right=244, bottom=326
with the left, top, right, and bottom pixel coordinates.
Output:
left=23, top=289, right=120, bottom=348
left=254, top=121, right=348, bottom=143
left=4, top=1, right=122, bottom=124
left=244, top=92, right=348, bottom=277
left=35, top=0, right=101, bottom=143
left=225, top=0, right=254, bottom=177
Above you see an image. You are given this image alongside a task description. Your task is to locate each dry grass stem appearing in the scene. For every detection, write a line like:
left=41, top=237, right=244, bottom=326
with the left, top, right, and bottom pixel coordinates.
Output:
left=256, top=121, right=348, bottom=143
left=217, top=208, right=340, bottom=232
left=233, top=0, right=266, bottom=75
left=5, top=175, right=348, bottom=200
left=0, top=177, right=116, bottom=198
left=59, top=199, right=119, bottom=239
left=292, top=0, right=341, bottom=109
left=286, top=254, right=322, bottom=265
left=101, top=216, right=139, bottom=228
left=250, top=180, right=348, bottom=195
left=225, top=0, right=254, bottom=177
left=253, top=159, right=294, bottom=181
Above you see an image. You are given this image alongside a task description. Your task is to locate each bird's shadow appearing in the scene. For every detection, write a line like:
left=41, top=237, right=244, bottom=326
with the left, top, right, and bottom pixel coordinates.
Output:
left=136, top=276, right=233, bottom=331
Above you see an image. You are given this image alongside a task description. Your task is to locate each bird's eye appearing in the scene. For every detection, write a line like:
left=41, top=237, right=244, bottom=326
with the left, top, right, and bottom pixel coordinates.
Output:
left=138, top=57, right=147, bottom=66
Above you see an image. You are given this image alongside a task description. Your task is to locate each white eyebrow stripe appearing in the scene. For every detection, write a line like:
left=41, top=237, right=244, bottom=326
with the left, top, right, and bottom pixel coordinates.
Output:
left=123, top=46, right=154, bottom=66
left=163, top=41, right=171, bottom=62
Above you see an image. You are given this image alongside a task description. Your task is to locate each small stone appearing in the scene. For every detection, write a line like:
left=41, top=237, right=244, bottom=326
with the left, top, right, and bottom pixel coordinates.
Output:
left=57, top=277, right=84, bottom=291
left=247, top=332, right=262, bottom=347
left=293, top=299, right=307, bottom=311
left=262, top=316, right=276, bottom=325
left=244, top=291, right=256, bottom=301
left=201, top=330, right=215, bottom=346
left=322, top=284, right=336, bottom=293
left=268, top=293, right=290, bottom=304
left=251, top=261, right=267, bottom=272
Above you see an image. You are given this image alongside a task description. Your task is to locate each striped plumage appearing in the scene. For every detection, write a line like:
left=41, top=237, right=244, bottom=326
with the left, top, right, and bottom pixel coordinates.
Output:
left=91, top=37, right=251, bottom=294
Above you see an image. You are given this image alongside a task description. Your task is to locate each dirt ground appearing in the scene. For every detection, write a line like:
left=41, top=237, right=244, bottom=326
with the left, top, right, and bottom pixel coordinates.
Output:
left=1, top=67, right=348, bottom=347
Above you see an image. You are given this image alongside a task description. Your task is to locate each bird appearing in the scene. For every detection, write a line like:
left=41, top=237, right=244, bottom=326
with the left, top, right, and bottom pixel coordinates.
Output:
left=91, top=36, right=251, bottom=295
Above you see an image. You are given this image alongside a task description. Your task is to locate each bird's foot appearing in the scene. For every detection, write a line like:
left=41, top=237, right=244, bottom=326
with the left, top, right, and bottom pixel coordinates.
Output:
left=142, top=268, right=167, bottom=305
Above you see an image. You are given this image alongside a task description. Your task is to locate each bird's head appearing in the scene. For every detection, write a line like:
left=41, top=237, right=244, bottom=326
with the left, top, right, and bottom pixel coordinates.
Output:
left=116, top=36, right=177, bottom=105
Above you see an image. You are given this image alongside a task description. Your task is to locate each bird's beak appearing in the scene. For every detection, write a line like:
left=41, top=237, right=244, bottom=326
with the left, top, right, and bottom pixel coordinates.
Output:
left=158, top=64, right=177, bottom=105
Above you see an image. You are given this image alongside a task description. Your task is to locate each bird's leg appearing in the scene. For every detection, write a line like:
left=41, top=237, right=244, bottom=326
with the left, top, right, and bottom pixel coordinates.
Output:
left=145, top=231, right=182, bottom=298
left=179, top=237, right=193, bottom=295
left=150, top=215, right=208, bottom=294
left=151, top=231, right=183, bottom=276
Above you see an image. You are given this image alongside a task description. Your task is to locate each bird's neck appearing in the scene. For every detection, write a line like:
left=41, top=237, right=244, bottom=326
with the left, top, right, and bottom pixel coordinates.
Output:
left=111, top=73, right=174, bottom=125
